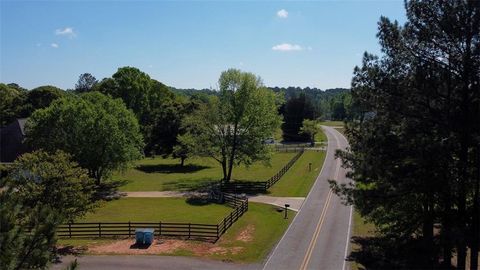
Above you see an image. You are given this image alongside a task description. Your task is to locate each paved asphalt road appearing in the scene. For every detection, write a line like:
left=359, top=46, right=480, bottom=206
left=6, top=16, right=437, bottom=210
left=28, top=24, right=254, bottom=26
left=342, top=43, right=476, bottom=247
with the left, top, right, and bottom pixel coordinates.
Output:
left=51, top=126, right=352, bottom=270
left=263, top=126, right=353, bottom=270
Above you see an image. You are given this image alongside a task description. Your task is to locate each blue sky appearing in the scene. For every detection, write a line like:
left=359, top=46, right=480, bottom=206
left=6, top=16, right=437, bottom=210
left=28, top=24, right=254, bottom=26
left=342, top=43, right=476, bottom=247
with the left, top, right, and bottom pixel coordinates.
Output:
left=0, top=1, right=406, bottom=90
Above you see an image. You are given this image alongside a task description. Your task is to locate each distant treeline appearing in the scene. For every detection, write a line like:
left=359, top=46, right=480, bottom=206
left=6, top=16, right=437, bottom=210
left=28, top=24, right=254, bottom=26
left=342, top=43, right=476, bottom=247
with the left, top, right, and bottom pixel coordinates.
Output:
left=170, top=86, right=352, bottom=121
left=169, top=86, right=351, bottom=142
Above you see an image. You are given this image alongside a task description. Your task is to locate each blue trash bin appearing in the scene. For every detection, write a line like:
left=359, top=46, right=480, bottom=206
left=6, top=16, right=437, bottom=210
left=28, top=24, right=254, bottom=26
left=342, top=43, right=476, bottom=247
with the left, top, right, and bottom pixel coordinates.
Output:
left=135, top=228, right=155, bottom=245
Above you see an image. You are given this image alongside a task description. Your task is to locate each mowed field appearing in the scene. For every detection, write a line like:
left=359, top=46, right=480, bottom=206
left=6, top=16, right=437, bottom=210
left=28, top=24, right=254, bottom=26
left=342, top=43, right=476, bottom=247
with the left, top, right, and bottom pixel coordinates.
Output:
left=77, top=197, right=232, bottom=224
left=115, top=152, right=296, bottom=192
left=60, top=202, right=296, bottom=263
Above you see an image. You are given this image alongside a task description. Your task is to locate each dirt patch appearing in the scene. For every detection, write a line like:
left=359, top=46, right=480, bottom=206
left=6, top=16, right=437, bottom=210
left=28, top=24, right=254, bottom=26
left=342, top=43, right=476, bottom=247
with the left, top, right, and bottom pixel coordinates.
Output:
left=236, top=224, right=255, bottom=242
left=85, top=238, right=244, bottom=256
left=88, top=239, right=188, bottom=255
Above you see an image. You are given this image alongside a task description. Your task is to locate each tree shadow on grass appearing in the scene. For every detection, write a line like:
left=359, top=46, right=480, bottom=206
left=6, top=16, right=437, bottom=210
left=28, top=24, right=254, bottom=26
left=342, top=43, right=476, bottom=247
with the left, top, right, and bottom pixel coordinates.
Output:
left=136, top=164, right=211, bottom=174
left=163, top=178, right=218, bottom=192
left=220, top=179, right=269, bottom=195
left=93, top=179, right=129, bottom=201
left=185, top=196, right=212, bottom=206
left=348, top=236, right=443, bottom=270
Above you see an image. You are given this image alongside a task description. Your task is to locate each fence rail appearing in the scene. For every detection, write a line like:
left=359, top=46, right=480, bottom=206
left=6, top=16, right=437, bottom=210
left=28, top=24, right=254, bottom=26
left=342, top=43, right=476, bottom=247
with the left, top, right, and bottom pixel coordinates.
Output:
left=220, top=149, right=304, bottom=193
left=52, top=147, right=304, bottom=242
left=55, top=194, right=248, bottom=242
left=266, top=150, right=304, bottom=189
left=56, top=221, right=219, bottom=239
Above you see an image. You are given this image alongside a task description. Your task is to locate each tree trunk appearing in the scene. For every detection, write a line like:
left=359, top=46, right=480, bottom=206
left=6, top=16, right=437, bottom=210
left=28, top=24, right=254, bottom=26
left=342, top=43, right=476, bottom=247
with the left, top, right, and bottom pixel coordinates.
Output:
left=180, top=157, right=185, bottom=167
left=89, top=169, right=101, bottom=186
left=470, top=146, right=480, bottom=270
left=457, top=136, right=468, bottom=270
left=458, top=25, right=474, bottom=270
left=226, top=123, right=238, bottom=181
left=442, top=192, right=453, bottom=269
left=423, top=197, right=434, bottom=268
left=221, top=157, right=228, bottom=182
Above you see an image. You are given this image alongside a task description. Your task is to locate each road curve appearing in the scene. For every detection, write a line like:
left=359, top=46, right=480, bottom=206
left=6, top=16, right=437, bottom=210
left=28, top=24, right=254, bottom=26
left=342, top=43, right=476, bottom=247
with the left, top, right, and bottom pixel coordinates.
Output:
left=263, top=126, right=352, bottom=270
left=51, top=127, right=352, bottom=270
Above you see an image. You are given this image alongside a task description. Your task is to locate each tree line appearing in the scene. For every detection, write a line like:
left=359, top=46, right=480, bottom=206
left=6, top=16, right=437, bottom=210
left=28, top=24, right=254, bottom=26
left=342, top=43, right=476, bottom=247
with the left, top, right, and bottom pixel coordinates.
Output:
left=331, top=1, right=480, bottom=269
left=0, top=68, right=283, bottom=269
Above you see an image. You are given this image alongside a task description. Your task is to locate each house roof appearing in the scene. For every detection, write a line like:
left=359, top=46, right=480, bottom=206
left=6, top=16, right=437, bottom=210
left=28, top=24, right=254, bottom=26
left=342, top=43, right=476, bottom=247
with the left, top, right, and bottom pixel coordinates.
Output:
left=17, top=118, right=26, bottom=136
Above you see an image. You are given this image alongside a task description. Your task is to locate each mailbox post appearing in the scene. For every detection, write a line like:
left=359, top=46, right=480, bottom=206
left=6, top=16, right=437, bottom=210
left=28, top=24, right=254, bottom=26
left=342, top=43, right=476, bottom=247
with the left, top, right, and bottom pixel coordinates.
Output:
left=284, top=203, right=290, bottom=219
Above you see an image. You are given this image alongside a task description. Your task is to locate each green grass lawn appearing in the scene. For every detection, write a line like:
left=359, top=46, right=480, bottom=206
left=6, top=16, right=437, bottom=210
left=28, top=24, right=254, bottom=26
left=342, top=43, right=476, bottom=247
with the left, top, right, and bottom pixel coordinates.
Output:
left=319, top=120, right=345, bottom=127
left=60, top=202, right=295, bottom=263
left=78, top=197, right=232, bottom=223
left=315, top=127, right=327, bottom=142
left=196, top=202, right=295, bottom=262
left=116, top=152, right=296, bottom=192
left=351, top=210, right=376, bottom=270
left=268, top=150, right=326, bottom=197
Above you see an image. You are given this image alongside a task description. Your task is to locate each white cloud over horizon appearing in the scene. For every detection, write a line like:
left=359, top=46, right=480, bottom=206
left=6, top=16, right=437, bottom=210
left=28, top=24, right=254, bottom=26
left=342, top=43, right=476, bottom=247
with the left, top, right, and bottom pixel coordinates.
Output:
left=55, top=27, right=76, bottom=38
left=272, top=43, right=303, bottom=52
left=51, top=43, right=59, bottom=48
left=277, top=9, right=288, bottom=18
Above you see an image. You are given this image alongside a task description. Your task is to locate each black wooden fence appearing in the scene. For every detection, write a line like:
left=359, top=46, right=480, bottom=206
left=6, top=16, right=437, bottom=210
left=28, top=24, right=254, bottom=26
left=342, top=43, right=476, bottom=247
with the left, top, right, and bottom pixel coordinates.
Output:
left=53, top=147, right=304, bottom=241
left=56, top=194, right=248, bottom=242
left=217, top=194, right=248, bottom=236
left=220, top=149, right=304, bottom=193
left=274, top=144, right=308, bottom=152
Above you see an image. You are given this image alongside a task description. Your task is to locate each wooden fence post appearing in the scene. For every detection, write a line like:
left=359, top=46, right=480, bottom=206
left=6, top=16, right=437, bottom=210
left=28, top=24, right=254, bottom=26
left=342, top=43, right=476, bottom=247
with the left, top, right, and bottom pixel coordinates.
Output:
left=188, top=223, right=191, bottom=239
left=159, top=221, right=162, bottom=236
left=128, top=221, right=131, bottom=237
left=69, top=223, right=72, bottom=238
left=98, top=223, right=101, bottom=237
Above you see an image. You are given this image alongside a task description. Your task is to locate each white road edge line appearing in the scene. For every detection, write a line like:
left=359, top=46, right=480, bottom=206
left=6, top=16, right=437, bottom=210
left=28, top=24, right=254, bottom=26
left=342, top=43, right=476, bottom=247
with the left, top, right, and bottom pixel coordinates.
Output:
left=330, top=126, right=353, bottom=270
left=262, top=126, right=332, bottom=270
left=342, top=205, right=354, bottom=270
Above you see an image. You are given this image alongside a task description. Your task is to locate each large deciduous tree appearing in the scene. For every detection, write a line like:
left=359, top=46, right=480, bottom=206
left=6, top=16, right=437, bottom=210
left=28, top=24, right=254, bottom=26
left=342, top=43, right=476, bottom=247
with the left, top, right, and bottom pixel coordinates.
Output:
left=9, top=150, right=96, bottom=222
left=25, top=92, right=144, bottom=184
left=95, top=67, right=184, bottom=156
left=281, top=93, right=315, bottom=142
left=331, top=1, right=480, bottom=269
left=0, top=83, right=27, bottom=126
left=300, top=119, right=320, bottom=146
left=75, top=73, right=98, bottom=93
left=183, top=69, right=281, bottom=182
left=0, top=150, right=96, bottom=270
left=23, top=85, right=65, bottom=116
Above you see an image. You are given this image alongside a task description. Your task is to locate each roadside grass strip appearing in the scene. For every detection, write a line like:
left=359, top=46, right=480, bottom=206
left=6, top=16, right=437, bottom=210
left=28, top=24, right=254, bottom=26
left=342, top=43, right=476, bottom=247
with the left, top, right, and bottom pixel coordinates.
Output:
left=267, top=150, right=326, bottom=197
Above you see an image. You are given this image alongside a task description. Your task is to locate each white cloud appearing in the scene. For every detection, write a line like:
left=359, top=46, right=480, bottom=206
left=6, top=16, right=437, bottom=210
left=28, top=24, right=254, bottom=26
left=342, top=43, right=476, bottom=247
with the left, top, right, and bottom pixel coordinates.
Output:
left=277, top=9, right=288, bottom=18
left=51, top=43, right=59, bottom=48
left=272, top=43, right=303, bottom=52
left=55, top=27, right=76, bottom=38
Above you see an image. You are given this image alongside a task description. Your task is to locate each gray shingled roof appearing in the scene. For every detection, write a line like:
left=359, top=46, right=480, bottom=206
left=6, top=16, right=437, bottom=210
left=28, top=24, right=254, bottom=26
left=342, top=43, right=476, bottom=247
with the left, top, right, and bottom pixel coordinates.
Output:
left=17, top=118, right=26, bottom=136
